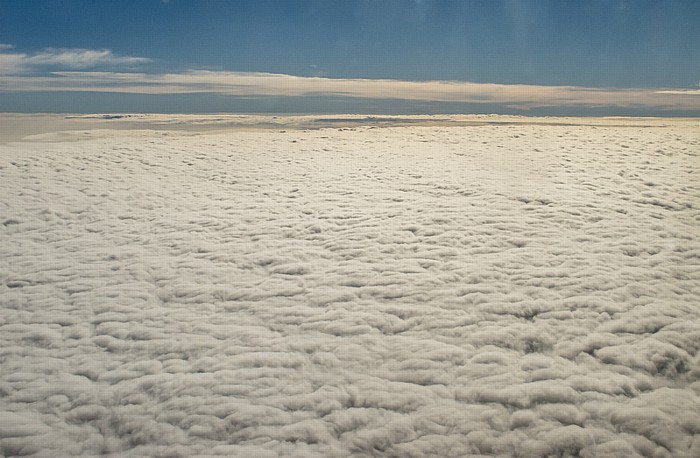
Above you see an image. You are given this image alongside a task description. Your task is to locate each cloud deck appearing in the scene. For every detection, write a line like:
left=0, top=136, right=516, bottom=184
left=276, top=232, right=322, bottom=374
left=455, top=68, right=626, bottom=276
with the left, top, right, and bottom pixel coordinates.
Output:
left=1, top=117, right=699, bottom=456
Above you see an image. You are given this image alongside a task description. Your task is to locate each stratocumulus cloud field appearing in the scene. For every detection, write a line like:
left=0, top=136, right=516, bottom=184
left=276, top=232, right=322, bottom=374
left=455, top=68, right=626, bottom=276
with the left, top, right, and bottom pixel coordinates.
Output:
left=1, top=116, right=699, bottom=456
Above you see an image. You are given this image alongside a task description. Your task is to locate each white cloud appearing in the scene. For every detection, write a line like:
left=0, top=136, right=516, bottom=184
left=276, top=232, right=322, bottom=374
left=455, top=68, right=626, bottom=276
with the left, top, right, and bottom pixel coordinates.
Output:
left=25, top=48, right=150, bottom=69
left=0, top=44, right=15, bottom=50
left=0, top=52, right=25, bottom=73
left=0, top=46, right=150, bottom=73
left=0, top=45, right=698, bottom=111
left=656, top=89, right=700, bottom=95
left=1, top=121, right=699, bottom=455
left=1, top=68, right=699, bottom=111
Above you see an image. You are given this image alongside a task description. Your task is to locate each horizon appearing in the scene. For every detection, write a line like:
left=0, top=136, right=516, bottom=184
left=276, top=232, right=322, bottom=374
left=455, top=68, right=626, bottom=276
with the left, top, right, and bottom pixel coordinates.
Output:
left=1, top=0, right=700, bottom=116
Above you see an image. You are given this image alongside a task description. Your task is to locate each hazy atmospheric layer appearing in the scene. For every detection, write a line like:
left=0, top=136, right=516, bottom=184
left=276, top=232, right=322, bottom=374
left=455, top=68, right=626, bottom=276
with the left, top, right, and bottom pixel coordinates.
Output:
left=1, top=116, right=699, bottom=456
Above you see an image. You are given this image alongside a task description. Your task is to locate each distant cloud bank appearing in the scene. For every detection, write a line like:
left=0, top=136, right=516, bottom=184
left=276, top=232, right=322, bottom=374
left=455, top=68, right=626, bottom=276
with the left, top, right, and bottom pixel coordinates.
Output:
left=1, top=45, right=699, bottom=112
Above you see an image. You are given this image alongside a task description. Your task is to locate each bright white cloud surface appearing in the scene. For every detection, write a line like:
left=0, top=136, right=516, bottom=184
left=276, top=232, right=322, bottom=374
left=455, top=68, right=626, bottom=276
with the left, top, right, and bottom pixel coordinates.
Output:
left=0, top=116, right=699, bottom=456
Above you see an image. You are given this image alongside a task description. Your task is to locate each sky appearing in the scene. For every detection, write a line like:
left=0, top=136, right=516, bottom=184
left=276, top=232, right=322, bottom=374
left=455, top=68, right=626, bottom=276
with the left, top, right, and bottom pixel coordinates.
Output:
left=1, top=0, right=699, bottom=115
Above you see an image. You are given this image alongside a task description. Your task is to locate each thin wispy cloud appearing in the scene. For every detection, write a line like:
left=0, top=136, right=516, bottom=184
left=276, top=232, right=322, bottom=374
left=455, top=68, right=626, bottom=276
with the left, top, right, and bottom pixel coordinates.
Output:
left=655, top=89, right=700, bottom=95
left=0, top=45, right=699, bottom=112
left=2, top=70, right=700, bottom=111
left=0, top=46, right=150, bottom=73
left=25, top=48, right=150, bottom=69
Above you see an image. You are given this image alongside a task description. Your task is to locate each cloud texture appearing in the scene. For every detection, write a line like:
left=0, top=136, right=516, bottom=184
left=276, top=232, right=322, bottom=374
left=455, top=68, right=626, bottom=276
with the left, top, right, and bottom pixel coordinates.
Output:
left=1, top=117, right=699, bottom=456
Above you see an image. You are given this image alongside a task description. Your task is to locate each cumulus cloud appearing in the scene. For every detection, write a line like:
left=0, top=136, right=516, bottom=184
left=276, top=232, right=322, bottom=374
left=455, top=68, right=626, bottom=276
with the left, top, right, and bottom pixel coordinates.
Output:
left=1, top=117, right=699, bottom=455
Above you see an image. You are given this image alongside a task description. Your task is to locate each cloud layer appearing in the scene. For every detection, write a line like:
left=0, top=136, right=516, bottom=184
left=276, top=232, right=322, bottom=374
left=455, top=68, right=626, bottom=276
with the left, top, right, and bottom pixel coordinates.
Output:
left=1, top=45, right=699, bottom=112
left=1, top=119, right=699, bottom=455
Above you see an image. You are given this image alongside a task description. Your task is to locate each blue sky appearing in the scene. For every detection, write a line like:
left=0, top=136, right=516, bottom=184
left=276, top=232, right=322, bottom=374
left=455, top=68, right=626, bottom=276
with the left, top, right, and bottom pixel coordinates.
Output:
left=1, top=0, right=699, bottom=115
